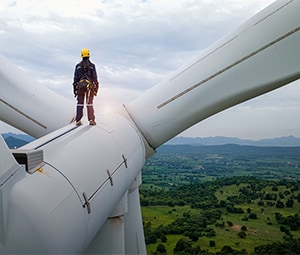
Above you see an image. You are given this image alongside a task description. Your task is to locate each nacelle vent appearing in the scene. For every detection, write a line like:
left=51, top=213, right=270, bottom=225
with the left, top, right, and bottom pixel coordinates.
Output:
left=11, top=149, right=44, bottom=174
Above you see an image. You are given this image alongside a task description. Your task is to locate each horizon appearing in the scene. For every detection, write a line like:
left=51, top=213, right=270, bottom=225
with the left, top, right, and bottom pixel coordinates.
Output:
left=2, top=131, right=300, bottom=141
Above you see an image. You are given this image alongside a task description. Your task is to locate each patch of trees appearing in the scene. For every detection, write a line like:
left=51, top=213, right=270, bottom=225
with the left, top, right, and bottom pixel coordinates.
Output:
left=140, top=180, right=219, bottom=209
left=275, top=212, right=300, bottom=231
left=173, top=239, right=248, bottom=255
left=143, top=222, right=168, bottom=245
left=141, top=176, right=300, bottom=211
left=144, top=210, right=221, bottom=245
left=226, top=205, right=244, bottom=214
left=153, top=237, right=300, bottom=255
left=153, top=238, right=248, bottom=255
left=173, top=238, right=200, bottom=255
left=253, top=238, right=300, bottom=255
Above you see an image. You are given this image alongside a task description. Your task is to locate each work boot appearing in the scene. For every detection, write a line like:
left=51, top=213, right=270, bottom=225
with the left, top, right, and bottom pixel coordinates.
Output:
left=89, top=120, right=96, bottom=126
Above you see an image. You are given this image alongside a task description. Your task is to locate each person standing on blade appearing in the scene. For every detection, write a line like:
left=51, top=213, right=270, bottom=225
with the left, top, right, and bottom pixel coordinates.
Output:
left=73, top=48, right=99, bottom=126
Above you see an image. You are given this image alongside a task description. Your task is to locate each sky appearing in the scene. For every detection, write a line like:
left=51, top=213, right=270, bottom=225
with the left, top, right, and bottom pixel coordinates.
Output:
left=0, top=0, right=299, bottom=140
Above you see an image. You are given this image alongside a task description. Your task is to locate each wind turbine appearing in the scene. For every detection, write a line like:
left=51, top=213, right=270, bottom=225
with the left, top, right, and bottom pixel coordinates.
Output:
left=0, top=0, right=299, bottom=253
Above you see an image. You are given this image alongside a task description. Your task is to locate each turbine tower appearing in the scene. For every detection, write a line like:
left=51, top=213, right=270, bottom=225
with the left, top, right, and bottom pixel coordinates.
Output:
left=0, top=0, right=299, bottom=253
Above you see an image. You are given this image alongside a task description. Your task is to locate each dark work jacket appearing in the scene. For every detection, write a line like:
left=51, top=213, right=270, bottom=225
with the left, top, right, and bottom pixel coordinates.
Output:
left=73, top=58, right=99, bottom=93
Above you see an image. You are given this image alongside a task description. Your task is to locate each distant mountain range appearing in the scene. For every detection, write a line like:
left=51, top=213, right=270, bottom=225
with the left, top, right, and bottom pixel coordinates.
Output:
left=166, top=135, right=300, bottom=147
left=2, top=132, right=300, bottom=149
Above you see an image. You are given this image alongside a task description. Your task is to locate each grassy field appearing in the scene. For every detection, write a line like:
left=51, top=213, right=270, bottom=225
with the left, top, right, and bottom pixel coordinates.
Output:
left=142, top=182, right=300, bottom=254
left=142, top=205, right=209, bottom=229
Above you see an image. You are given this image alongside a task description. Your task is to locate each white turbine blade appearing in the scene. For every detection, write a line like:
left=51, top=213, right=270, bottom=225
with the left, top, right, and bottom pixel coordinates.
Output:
left=0, top=55, right=74, bottom=138
left=126, top=0, right=300, bottom=149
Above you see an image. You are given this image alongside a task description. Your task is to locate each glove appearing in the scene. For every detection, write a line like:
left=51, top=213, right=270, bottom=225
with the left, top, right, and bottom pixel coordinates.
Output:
left=73, top=85, right=78, bottom=97
left=93, top=82, right=99, bottom=96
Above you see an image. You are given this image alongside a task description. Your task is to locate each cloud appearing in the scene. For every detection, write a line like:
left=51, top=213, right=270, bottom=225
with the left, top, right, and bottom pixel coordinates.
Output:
left=1, top=0, right=273, bottom=75
left=1, top=0, right=299, bottom=139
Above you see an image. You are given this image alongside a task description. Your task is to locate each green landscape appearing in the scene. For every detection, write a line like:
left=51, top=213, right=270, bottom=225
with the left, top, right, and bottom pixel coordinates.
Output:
left=140, top=144, right=300, bottom=254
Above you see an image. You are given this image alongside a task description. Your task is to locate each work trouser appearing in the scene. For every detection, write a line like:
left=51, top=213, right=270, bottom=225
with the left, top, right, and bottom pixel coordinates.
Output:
left=76, top=90, right=95, bottom=122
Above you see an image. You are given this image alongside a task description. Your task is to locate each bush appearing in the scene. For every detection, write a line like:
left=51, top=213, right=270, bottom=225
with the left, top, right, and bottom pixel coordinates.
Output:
left=249, top=213, right=258, bottom=219
left=227, top=221, right=233, bottom=227
left=209, top=240, right=216, bottom=247
left=155, top=244, right=167, bottom=254
left=174, top=238, right=193, bottom=254
left=276, top=201, right=285, bottom=208
left=238, top=231, right=247, bottom=238
left=161, top=235, right=167, bottom=243
left=241, top=225, right=247, bottom=231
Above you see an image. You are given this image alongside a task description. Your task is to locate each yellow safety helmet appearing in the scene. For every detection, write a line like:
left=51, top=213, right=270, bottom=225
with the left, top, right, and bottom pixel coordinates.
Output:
left=81, top=48, right=90, bottom=58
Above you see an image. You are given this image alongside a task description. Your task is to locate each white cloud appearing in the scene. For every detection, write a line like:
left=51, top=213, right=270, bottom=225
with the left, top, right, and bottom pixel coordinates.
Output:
left=1, top=0, right=299, bottom=139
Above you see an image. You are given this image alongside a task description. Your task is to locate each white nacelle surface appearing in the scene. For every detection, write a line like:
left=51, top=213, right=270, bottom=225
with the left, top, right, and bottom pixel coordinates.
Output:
left=0, top=113, right=145, bottom=254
